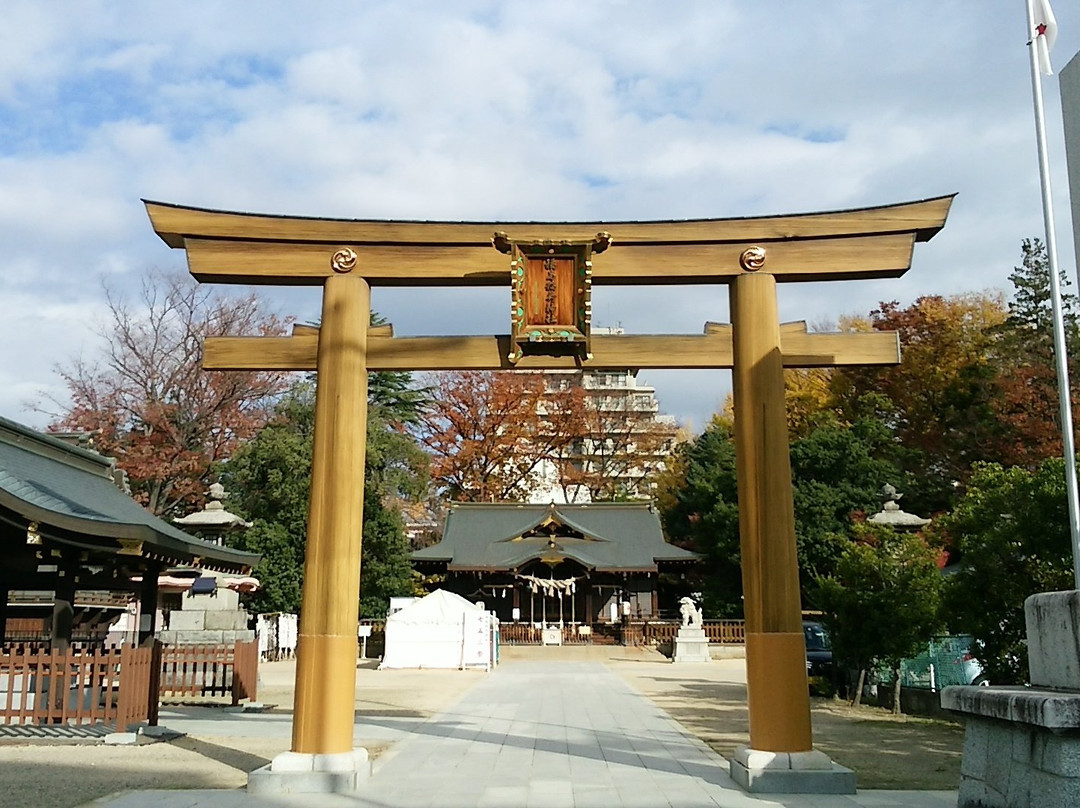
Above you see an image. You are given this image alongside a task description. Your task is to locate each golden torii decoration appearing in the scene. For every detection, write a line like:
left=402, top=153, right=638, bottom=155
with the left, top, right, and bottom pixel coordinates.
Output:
left=146, top=194, right=952, bottom=792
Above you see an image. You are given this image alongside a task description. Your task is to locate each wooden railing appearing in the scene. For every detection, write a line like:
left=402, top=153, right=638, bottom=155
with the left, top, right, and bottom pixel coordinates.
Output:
left=158, top=640, right=258, bottom=705
left=0, top=644, right=155, bottom=732
left=705, top=620, right=747, bottom=644
left=498, top=620, right=746, bottom=646
left=498, top=624, right=598, bottom=645
left=643, top=620, right=746, bottom=644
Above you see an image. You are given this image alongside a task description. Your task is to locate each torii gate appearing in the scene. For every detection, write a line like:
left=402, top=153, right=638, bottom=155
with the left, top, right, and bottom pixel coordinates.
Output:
left=145, top=194, right=952, bottom=792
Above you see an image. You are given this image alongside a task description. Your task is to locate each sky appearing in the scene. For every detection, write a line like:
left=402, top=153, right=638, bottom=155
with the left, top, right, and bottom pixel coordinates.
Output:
left=3, top=1, right=1080, bottom=434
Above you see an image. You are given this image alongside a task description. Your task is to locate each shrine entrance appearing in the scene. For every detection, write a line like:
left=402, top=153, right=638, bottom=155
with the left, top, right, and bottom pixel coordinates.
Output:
left=145, top=194, right=952, bottom=792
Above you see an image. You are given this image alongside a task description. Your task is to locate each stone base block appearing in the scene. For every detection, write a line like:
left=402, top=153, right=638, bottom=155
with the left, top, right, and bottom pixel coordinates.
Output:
left=673, top=628, right=711, bottom=663
left=729, top=746, right=856, bottom=794
left=139, top=724, right=180, bottom=739
left=247, top=749, right=370, bottom=795
left=945, top=686, right=1080, bottom=808
left=1026, top=590, right=1080, bottom=690
left=103, top=732, right=138, bottom=745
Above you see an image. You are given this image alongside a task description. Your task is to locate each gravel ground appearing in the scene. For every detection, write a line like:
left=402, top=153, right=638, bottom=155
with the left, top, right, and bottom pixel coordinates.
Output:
left=0, top=659, right=482, bottom=808
left=0, top=647, right=964, bottom=807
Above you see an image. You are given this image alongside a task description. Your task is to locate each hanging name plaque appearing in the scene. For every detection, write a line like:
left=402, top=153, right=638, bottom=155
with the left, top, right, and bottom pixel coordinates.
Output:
left=493, top=231, right=611, bottom=363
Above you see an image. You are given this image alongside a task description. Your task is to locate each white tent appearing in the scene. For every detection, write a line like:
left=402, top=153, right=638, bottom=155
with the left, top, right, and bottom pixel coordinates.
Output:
left=379, top=589, right=495, bottom=670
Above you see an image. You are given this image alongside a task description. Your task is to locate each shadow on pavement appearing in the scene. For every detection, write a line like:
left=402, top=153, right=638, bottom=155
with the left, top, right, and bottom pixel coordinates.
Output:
left=167, top=735, right=272, bottom=774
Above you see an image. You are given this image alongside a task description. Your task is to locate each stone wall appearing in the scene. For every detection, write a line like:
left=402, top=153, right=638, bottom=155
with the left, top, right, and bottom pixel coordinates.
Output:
left=943, top=590, right=1080, bottom=808
left=954, top=712, right=1080, bottom=807
left=156, top=584, right=254, bottom=645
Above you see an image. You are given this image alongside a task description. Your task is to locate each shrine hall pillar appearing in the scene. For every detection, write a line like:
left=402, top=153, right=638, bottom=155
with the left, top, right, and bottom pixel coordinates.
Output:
left=292, top=273, right=370, bottom=755
left=731, top=271, right=813, bottom=753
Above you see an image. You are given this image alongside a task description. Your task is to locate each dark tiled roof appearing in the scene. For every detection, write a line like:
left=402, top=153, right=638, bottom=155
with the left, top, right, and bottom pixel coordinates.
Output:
left=0, top=416, right=258, bottom=573
left=413, top=501, right=699, bottom=572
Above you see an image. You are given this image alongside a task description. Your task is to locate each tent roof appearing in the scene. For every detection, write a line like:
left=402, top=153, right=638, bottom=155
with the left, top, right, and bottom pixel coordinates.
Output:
left=412, top=501, right=699, bottom=573
left=0, top=416, right=259, bottom=573
left=387, top=588, right=481, bottom=624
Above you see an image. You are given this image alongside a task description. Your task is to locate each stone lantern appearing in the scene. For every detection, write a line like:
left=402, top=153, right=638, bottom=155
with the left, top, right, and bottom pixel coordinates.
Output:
left=867, top=484, right=930, bottom=530
left=174, top=483, right=252, bottom=546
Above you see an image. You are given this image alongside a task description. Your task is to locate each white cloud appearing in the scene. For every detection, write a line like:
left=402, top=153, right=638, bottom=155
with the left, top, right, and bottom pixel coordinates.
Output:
left=0, top=2, right=1077, bottom=432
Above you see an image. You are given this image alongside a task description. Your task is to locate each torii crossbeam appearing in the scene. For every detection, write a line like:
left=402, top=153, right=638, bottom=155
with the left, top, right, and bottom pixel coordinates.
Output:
left=146, top=194, right=952, bottom=793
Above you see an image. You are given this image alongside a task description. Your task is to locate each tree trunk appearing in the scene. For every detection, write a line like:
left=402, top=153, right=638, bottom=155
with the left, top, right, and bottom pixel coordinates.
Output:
left=851, top=668, right=866, bottom=707
left=892, top=664, right=903, bottom=715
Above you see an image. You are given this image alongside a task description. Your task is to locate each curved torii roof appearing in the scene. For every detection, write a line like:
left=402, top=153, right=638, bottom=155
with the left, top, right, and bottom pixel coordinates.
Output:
left=143, top=195, right=954, bottom=287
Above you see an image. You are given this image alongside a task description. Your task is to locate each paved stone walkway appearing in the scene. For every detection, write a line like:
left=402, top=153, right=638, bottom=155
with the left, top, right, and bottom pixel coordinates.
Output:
left=84, top=662, right=957, bottom=808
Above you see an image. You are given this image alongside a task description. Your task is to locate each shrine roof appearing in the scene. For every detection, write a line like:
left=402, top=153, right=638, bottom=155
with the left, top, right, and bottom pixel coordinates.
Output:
left=0, top=416, right=259, bottom=574
left=412, top=501, right=699, bottom=573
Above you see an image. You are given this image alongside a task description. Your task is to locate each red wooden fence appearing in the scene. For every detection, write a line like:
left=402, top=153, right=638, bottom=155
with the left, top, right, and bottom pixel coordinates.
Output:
left=158, top=640, right=258, bottom=705
left=499, top=624, right=599, bottom=645
left=643, top=620, right=747, bottom=644
left=0, top=644, right=154, bottom=732
left=1, top=639, right=258, bottom=731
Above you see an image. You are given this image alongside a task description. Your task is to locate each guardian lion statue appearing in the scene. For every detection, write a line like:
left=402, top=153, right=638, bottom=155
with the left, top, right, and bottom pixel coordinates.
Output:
left=678, top=596, right=702, bottom=628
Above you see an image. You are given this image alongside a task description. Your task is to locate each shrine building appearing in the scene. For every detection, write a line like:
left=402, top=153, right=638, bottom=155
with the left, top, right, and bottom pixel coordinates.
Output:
left=411, top=501, right=699, bottom=627
left=0, top=415, right=258, bottom=647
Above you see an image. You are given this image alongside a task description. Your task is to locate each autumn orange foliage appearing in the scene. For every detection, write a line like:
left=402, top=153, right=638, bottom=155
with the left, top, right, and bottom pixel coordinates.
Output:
left=50, top=273, right=291, bottom=516
left=416, top=369, right=679, bottom=502
left=416, top=371, right=582, bottom=501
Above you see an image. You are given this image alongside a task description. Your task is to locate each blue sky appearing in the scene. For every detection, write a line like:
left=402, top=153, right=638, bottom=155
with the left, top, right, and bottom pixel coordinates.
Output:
left=2, top=1, right=1079, bottom=432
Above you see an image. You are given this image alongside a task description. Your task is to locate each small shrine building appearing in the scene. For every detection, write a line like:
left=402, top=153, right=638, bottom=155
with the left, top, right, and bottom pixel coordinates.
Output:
left=412, top=501, right=699, bottom=625
left=0, top=416, right=259, bottom=647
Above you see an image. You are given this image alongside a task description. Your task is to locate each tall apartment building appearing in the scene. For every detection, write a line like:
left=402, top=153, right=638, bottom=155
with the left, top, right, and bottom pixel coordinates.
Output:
left=529, top=358, right=680, bottom=504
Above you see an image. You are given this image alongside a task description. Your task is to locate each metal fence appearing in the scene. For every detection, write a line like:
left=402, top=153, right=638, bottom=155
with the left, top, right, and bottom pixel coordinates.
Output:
left=898, top=635, right=982, bottom=690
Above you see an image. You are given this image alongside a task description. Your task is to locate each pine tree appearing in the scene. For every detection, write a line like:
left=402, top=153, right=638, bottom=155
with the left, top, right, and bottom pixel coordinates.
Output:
left=989, top=239, right=1080, bottom=469
left=999, top=238, right=1080, bottom=357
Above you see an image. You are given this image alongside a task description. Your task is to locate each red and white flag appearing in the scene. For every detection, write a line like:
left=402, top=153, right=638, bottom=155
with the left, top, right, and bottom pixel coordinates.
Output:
left=1033, top=0, right=1058, bottom=76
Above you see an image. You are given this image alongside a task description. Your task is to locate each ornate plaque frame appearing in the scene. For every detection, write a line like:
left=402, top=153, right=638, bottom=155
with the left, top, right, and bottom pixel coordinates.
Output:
left=494, top=231, right=611, bottom=363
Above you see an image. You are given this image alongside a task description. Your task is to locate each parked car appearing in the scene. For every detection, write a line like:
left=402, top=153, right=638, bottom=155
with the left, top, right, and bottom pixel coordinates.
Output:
left=955, top=644, right=989, bottom=687
left=803, top=620, right=838, bottom=694
left=900, top=635, right=988, bottom=689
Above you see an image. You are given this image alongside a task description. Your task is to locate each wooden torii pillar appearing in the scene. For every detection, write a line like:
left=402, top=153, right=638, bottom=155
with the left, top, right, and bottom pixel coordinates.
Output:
left=145, top=194, right=952, bottom=790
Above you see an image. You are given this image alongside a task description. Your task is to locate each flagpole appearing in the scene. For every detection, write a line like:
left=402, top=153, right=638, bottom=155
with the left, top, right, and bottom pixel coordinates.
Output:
left=1026, top=0, right=1080, bottom=589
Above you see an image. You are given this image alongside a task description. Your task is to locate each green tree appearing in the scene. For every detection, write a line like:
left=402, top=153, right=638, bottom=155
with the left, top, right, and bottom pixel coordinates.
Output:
left=358, top=494, right=415, bottom=617
left=222, top=383, right=315, bottom=614
left=815, top=524, right=944, bottom=712
left=938, top=458, right=1074, bottom=683
left=988, top=239, right=1080, bottom=470
left=999, top=238, right=1080, bottom=348
left=224, top=363, right=428, bottom=617
left=657, top=415, right=903, bottom=617
left=656, top=416, right=742, bottom=617
left=790, top=417, right=906, bottom=591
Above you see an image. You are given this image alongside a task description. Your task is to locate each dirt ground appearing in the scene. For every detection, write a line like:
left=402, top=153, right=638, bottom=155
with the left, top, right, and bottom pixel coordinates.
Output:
left=611, top=652, right=964, bottom=791
left=0, top=647, right=964, bottom=807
